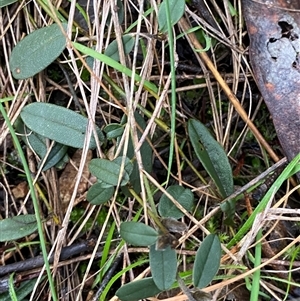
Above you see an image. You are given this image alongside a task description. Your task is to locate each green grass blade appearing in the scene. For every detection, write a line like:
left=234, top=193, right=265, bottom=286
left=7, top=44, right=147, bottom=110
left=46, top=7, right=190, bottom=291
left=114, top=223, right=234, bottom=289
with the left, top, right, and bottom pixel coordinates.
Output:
left=72, top=42, right=158, bottom=94
left=9, top=274, right=18, bottom=301
left=0, top=101, right=58, bottom=301
left=227, top=153, right=300, bottom=248
left=250, top=229, right=262, bottom=301
left=101, top=259, right=149, bottom=301
left=98, top=222, right=116, bottom=284
left=164, top=0, right=177, bottom=184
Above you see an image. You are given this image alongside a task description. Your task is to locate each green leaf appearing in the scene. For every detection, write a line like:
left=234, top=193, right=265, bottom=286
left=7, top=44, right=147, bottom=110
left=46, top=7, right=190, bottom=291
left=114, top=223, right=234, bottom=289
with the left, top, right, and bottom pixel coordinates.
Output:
left=15, top=118, right=47, bottom=157
left=158, top=185, right=194, bottom=219
left=106, top=0, right=124, bottom=26
left=113, top=156, right=134, bottom=178
left=120, top=221, right=158, bottom=246
left=193, top=234, right=221, bottom=289
left=72, top=42, right=158, bottom=94
left=104, top=35, right=135, bottom=62
left=149, top=244, right=177, bottom=290
left=104, top=123, right=124, bottom=139
left=188, top=119, right=234, bottom=198
left=23, top=131, right=47, bottom=157
left=86, top=183, right=115, bottom=205
left=116, top=277, right=161, bottom=301
left=96, top=222, right=116, bottom=285
left=20, top=103, right=104, bottom=149
left=228, top=1, right=238, bottom=17
left=0, top=215, right=37, bottom=242
left=134, top=112, right=153, bottom=174
left=194, top=33, right=212, bottom=53
left=9, top=23, right=67, bottom=79
left=0, top=0, right=18, bottom=8
left=89, top=158, right=130, bottom=186
left=0, top=278, right=40, bottom=301
left=158, top=0, right=185, bottom=33
left=41, top=143, right=69, bottom=171
left=15, top=117, right=69, bottom=170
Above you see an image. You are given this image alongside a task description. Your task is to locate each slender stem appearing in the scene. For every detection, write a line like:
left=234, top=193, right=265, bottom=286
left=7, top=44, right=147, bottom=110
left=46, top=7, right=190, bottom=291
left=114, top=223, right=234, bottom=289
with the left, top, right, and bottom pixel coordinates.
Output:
left=0, top=102, right=58, bottom=301
left=164, top=0, right=177, bottom=185
left=176, top=275, right=197, bottom=301
left=129, top=188, right=168, bottom=233
left=143, top=175, right=158, bottom=216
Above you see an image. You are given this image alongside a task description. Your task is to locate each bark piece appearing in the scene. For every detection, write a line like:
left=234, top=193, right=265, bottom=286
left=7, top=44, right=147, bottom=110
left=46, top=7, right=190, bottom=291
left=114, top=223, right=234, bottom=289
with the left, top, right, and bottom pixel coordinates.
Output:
left=242, top=0, right=300, bottom=178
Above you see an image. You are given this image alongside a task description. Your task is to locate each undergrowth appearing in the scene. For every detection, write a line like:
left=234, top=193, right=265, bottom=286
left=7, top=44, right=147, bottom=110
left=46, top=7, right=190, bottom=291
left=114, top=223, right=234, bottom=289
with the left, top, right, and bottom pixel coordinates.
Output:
left=1, top=0, right=300, bottom=301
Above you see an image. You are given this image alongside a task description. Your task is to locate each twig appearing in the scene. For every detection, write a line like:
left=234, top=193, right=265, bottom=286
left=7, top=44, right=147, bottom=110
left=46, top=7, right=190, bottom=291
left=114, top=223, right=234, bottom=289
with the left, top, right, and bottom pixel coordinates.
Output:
left=92, top=254, right=123, bottom=301
left=178, top=17, right=280, bottom=163
left=0, top=239, right=96, bottom=277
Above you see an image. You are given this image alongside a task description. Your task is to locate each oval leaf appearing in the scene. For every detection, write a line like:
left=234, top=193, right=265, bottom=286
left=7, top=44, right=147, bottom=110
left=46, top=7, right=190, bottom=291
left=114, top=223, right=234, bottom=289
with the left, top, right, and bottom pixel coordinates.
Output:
left=120, top=221, right=158, bottom=246
left=15, top=118, right=47, bottom=157
left=193, top=234, right=221, bottom=289
left=86, top=183, right=115, bottom=205
left=24, top=130, right=47, bottom=158
left=16, top=118, right=69, bottom=171
left=188, top=119, right=233, bottom=198
left=104, top=123, right=124, bottom=139
left=116, top=277, right=161, bottom=301
left=158, top=0, right=185, bottom=33
left=158, top=185, right=194, bottom=219
left=113, top=156, right=133, bottom=177
left=20, top=103, right=104, bottom=149
left=89, top=158, right=130, bottom=186
left=9, top=23, right=67, bottom=79
left=104, top=35, right=135, bottom=62
left=149, top=244, right=177, bottom=290
left=0, top=215, right=37, bottom=242
left=41, top=143, right=69, bottom=171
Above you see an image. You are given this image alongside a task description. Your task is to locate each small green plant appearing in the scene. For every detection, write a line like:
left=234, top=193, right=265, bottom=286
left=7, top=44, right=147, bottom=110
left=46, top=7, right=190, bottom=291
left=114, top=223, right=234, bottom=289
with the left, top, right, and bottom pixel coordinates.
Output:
left=188, top=118, right=236, bottom=224
left=117, top=224, right=221, bottom=300
left=188, top=119, right=234, bottom=198
left=283, top=245, right=300, bottom=261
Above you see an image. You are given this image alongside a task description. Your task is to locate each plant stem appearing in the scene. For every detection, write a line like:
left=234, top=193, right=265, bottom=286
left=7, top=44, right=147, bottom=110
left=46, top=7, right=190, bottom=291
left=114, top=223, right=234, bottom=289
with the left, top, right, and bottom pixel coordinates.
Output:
left=0, top=102, right=58, bottom=301
left=250, top=229, right=262, bottom=301
left=129, top=188, right=168, bottom=233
